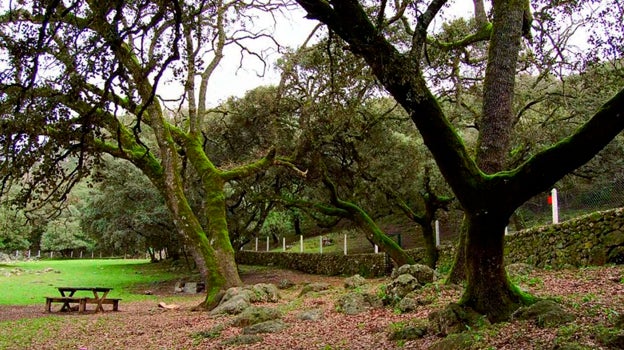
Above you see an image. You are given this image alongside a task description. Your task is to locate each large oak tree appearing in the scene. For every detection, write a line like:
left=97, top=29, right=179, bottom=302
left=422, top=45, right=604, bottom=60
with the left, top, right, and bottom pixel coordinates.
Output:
left=0, top=0, right=292, bottom=308
left=293, top=0, right=624, bottom=321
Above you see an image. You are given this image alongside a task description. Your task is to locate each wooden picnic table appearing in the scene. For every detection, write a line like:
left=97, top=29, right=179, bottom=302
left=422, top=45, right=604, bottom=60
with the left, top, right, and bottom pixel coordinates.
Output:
left=45, top=287, right=120, bottom=313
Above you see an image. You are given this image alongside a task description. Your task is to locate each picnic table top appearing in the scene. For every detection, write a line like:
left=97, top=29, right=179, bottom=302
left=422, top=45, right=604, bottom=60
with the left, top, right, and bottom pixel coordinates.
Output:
left=56, top=287, right=113, bottom=292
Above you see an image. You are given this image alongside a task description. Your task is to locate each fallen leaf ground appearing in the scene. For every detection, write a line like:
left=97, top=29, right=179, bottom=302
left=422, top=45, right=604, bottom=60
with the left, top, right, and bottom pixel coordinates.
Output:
left=1, top=265, right=622, bottom=349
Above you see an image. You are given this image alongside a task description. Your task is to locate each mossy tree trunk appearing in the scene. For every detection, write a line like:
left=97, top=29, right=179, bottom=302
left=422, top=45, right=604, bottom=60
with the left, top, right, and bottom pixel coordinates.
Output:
left=289, top=176, right=415, bottom=267
left=82, top=2, right=277, bottom=309
left=459, top=212, right=528, bottom=322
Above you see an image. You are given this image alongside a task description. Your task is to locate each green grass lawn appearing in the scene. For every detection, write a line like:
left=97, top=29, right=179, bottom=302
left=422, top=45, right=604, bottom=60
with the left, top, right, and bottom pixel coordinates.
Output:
left=0, top=259, right=186, bottom=305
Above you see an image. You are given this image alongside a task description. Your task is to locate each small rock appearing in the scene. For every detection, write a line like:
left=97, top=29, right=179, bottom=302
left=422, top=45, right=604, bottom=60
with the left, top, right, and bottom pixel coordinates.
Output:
left=428, top=333, right=474, bottom=350
left=232, top=306, right=282, bottom=327
left=506, top=263, right=534, bottom=277
left=344, top=274, right=366, bottom=289
left=247, top=283, right=280, bottom=302
left=336, top=293, right=367, bottom=315
left=391, top=264, right=435, bottom=284
left=242, top=320, right=287, bottom=334
left=387, top=324, right=428, bottom=341
left=428, top=303, right=489, bottom=336
left=221, top=335, right=263, bottom=346
left=397, top=297, right=419, bottom=313
left=386, top=274, right=419, bottom=301
left=209, top=294, right=251, bottom=316
left=278, top=279, right=295, bottom=289
left=299, top=282, right=330, bottom=297
left=157, top=302, right=180, bottom=310
left=298, top=308, right=323, bottom=321
left=336, top=292, right=382, bottom=315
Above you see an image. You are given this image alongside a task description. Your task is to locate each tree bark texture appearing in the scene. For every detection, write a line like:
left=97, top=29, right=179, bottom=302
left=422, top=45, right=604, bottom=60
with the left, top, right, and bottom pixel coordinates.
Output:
left=477, top=0, right=525, bottom=173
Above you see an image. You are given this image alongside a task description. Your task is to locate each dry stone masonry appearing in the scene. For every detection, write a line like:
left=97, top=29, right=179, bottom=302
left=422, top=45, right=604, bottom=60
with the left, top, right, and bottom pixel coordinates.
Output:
left=237, top=208, right=624, bottom=275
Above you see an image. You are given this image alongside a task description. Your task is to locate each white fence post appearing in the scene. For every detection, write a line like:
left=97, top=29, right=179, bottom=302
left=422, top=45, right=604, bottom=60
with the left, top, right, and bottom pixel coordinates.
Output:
left=283, top=237, right=286, bottom=252
left=374, top=244, right=379, bottom=254
left=255, top=237, right=259, bottom=251
left=266, top=236, right=270, bottom=252
left=344, top=234, right=347, bottom=255
left=300, top=235, right=303, bottom=253
left=319, top=236, right=323, bottom=254
left=435, top=220, right=440, bottom=247
left=551, top=188, right=559, bottom=224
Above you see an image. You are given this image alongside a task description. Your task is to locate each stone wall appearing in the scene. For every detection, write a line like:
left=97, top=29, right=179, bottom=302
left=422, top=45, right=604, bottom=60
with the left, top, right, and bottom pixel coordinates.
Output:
left=236, top=208, right=624, bottom=276
left=505, top=207, right=624, bottom=268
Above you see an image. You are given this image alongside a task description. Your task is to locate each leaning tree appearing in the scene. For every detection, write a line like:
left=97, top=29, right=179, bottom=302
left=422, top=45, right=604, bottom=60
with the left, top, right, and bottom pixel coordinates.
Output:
left=0, top=0, right=298, bottom=308
left=293, top=0, right=624, bottom=321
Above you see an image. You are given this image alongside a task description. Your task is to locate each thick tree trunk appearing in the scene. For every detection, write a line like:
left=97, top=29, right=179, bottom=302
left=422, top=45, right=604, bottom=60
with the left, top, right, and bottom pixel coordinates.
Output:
left=459, top=213, right=530, bottom=322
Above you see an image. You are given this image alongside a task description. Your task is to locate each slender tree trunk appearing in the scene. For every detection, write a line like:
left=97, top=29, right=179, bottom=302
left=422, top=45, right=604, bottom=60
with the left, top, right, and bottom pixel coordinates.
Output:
left=421, top=222, right=438, bottom=268
left=447, top=216, right=467, bottom=284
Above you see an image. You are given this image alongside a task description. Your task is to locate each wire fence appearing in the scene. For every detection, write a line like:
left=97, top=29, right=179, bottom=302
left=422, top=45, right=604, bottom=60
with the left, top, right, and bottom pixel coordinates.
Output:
left=510, top=177, right=624, bottom=232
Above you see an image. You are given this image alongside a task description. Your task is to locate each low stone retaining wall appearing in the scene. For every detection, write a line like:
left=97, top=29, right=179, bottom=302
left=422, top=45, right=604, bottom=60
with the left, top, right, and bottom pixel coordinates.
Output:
left=505, top=207, right=624, bottom=268
left=237, top=208, right=624, bottom=276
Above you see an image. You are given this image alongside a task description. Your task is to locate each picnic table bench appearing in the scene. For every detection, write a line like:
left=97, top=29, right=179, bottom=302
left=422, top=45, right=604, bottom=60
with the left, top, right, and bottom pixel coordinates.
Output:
left=45, top=287, right=121, bottom=313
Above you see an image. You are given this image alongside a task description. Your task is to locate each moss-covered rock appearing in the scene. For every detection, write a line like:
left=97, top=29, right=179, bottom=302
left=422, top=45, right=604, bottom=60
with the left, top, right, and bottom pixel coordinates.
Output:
left=335, top=291, right=382, bottom=315
left=344, top=274, right=367, bottom=289
left=428, top=303, right=489, bottom=336
left=511, top=299, right=575, bottom=328
left=232, top=306, right=282, bottom=327
left=241, top=320, right=288, bottom=334
left=298, top=282, right=330, bottom=297
left=221, top=334, right=263, bottom=346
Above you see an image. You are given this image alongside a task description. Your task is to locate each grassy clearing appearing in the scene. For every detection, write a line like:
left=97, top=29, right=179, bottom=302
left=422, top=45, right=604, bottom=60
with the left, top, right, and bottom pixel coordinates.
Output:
left=0, top=259, right=185, bottom=305
left=0, top=316, right=65, bottom=347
